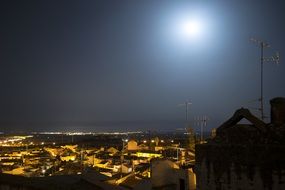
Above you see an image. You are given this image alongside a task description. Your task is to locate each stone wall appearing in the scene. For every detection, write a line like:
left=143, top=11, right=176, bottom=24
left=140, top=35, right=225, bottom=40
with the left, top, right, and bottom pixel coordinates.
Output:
left=195, top=144, right=285, bottom=190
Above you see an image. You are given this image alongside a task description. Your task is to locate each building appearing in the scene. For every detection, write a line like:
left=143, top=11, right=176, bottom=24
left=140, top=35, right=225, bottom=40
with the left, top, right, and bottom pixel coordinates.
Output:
left=195, top=97, right=285, bottom=190
left=151, top=158, right=196, bottom=190
left=127, top=140, right=138, bottom=151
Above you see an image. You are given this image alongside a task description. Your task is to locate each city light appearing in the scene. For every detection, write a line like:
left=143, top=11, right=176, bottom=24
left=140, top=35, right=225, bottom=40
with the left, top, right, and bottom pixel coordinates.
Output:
left=0, top=131, right=195, bottom=186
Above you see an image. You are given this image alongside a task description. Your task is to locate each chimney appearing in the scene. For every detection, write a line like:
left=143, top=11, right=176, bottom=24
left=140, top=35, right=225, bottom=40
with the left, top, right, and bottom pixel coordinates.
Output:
left=270, top=97, right=285, bottom=126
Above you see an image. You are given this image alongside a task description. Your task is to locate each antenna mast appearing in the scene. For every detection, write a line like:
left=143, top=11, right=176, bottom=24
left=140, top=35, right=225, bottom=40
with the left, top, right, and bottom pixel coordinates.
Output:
left=194, top=116, right=209, bottom=143
left=178, top=100, right=192, bottom=122
left=251, top=38, right=279, bottom=121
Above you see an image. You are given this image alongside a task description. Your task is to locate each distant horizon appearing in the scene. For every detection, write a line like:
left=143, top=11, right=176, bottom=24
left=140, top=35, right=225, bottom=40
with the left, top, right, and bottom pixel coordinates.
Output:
left=0, top=120, right=215, bottom=133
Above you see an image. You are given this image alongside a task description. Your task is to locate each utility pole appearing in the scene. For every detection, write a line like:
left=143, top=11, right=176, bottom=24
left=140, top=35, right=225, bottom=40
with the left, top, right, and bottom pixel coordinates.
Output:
left=260, top=42, right=265, bottom=121
left=121, top=139, right=127, bottom=178
left=179, top=100, right=193, bottom=150
left=251, top=38, right=279, bottom=121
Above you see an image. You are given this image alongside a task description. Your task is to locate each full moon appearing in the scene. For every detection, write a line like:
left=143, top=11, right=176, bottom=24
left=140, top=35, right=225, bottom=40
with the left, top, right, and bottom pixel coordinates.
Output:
left=180, top=19, right=202, bottom=38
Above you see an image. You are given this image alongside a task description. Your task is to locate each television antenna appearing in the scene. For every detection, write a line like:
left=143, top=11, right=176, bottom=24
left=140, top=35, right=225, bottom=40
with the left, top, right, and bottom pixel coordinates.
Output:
left=194, top=115, right=209, bottom=143
left=178, top=100, right=192, bottom=122
left=250, top=38, right=280, bottom=121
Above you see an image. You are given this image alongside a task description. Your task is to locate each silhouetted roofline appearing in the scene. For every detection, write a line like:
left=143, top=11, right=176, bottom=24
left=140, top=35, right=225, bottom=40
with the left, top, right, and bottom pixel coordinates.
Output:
left=216, top=108, right=267, bottom=134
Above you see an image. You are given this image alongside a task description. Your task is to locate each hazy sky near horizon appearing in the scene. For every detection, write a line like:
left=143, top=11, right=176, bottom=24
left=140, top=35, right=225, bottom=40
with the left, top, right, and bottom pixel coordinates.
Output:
left=1, top=0, right=285, bottom=132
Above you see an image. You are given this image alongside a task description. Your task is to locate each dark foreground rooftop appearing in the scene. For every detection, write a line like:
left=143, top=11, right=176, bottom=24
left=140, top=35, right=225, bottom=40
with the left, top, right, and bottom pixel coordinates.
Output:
left=0, top=169, right=125, bottom=190
left=195, top=97, right=285, bottom=190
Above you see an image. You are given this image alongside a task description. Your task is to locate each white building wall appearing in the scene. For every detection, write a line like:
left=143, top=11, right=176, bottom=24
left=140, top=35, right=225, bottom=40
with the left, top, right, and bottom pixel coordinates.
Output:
left=151, top=159, right=194, bottom=190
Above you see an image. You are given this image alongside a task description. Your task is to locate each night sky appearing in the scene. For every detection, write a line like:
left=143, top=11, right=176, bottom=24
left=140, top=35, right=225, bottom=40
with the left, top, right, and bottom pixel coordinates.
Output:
left=1, top=0, right=285, bottom=132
